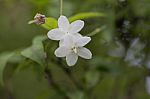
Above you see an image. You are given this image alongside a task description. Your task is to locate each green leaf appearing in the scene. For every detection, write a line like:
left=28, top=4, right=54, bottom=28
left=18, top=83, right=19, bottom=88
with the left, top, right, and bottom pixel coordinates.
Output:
left=41, top=17, right=57, bottom=30
left=85, top=70, right=100, bottom=88
left=8, top=52, right=25, bottom=63
left=69, top=12, right=105, bottom=22
left=0, top=52, right=14, bottom=85
left=21, top=35, right=47, bottom=66
left=68, top=91, right=85, bottom=99
left=28, top=0, right=49, bottom=7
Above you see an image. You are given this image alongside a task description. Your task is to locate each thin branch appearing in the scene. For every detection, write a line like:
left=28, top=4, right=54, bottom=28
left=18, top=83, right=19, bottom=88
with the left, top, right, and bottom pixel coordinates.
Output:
left=44, top=53, right=69, bottom=99
left=55, top=58, right=84, bottom=90
left=44, top=67, right=69, bottom=99
left=6, top=90, right=14, bottom=99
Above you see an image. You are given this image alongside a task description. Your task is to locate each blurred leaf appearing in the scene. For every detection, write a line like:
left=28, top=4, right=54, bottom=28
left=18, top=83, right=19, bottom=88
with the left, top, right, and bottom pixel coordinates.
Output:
left=85, top=70, right=100, bottom=88
left=28, top=0, right=49, bottom=7
left=89, top=57, right=121, bottom=74
left=8, top=52, right=25, bottom=63
left=21, top=35, right=47, bottom=66
left=86, top=26, right=106, bottom=37
left=41, top=17, right=57, bottom=30
left=0, top=52, right=14, bottom=85
left=69, top=12, right=105, bottom=22
left=68, top=91, right=85, bottom=99
left=37, top=90, right=51, bottom=99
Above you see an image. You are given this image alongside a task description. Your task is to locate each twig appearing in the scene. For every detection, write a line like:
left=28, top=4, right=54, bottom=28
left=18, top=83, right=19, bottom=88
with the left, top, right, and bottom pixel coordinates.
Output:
left=55, top=58, right=84, bottom=90
left=44, top=53, right=69, bottom=99
left=44, top=67, right=69, bottom=99
left=7, top=90, right=14, bottom=99
left=3, top=83, right=14, bottom=99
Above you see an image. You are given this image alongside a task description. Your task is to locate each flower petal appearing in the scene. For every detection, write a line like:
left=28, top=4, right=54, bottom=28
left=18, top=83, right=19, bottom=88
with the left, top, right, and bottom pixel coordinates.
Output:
left=69, top=20, right=84, bottom=33
left=58, top=15, right=70, bottom=32
left=59, top=39, right=64, bottom=46
left=72, top=33, right=83, bottom=41
left=77, top=47, right=92, bottom=59
left=55, top=46, right=69, bottom=57
left=47, top=29, right=65, bottom=40
left=59, top=33, right=83, bottom=47
left=75, top=37, right=91, bottom=47
left=66, top=52, right=78, bottom=66
left=60, top=34, right=74, bottom=47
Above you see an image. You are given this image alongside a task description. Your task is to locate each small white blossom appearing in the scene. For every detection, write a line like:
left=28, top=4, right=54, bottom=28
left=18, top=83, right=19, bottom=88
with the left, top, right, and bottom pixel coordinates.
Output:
left=125, top=38, right=145, bottom=66
left=47, top=15, right=84, bottom=41
left=47, top=15, right=92, bottom=66
left=108, top=41, right=125, bottom=58
left=108, top=38, right=145, bottom=66
left=54, top=35, right=92, bottom=66
left=146, top=76, right=150, bottom=95
left=145, top=59, right=150, bottom=69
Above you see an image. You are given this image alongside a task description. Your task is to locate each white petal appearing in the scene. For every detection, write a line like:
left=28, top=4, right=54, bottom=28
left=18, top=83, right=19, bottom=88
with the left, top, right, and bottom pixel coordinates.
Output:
left=77, top=47, right=92, bottom=59
left=145, top=60, right=150, bottom=69
left=130, top=58, right=142, bottom=66
left=58, top=15, right=70, bottom=32
left=66, top=52, right=78, bottom=66
left=69, top=20, right=84, bottom=33
left=55, top=46, right=69, bottom=57
left=146, top=77, right=150, bottom=95
left=60, top=34, right=74, bottom=47
left=59, top=39, right=64, bottom=46
left=75, top=37, right=91, bottom=47
left=59, top=33, right=83, bottom=47
left=130, top=38, right=145, bottom=51
left=47, top=29, right=65, bottom=40
left=71, top=33, right=83, bottom=41
left=124, top=49, right=135, bottom=61
left=130, top=38, right=139, bottom=48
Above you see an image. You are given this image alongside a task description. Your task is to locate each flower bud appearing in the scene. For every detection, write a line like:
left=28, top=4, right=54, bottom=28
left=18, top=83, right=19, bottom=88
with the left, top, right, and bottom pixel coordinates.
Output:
left=34, top=13, right=46, bottom=25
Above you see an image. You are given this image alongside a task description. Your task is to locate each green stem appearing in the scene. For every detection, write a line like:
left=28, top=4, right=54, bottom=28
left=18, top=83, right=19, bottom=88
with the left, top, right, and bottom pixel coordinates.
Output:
left=86, top=26, right=106, bottom=37
left=44, top=53, right=69, bottom=99
left=5, top=85, right=14, bottom=99
left=60, top=0, right=63, bottom=15
left=56, top=58, right=84, bottom=90
left=44, top=67, right=69, bottom=99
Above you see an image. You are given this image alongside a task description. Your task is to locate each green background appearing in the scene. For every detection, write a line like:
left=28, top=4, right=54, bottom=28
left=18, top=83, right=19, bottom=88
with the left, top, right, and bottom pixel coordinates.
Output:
left=0, top=0, right=150, bottom=99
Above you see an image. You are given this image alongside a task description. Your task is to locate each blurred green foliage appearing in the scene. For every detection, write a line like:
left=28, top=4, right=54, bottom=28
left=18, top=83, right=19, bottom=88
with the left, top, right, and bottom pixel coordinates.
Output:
left=0, top=0, right=150, bottom=99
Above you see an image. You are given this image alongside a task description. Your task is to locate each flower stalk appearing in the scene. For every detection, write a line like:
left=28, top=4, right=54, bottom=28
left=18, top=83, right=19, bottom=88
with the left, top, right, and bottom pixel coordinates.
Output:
left=60, top=0, right=63, bottom=15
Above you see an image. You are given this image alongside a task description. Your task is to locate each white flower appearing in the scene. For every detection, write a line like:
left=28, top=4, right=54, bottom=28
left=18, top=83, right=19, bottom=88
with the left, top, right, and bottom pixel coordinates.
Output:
left=145, top=59, right=150, bottom=69
left=54, top=35, right=92, bottom=66
left=125, top=38, right=145, bottom=66
left=47, top=15, right=84, bottom=41
left=108, top=38, right=145, bottom=66
left=146, top=76, right=150, bottom=95
left=108, top=41, right=125, bottom=58
left=46, top=15, right=92, bottom=66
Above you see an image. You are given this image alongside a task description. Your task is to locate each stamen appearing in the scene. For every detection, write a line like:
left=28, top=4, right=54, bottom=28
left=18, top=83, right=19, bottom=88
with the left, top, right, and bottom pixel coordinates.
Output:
left=72, top=47, right=77, bottom=54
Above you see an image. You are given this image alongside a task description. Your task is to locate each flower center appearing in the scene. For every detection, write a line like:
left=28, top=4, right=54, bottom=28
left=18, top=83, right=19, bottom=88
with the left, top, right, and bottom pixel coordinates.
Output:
left=72, top=47, right=77, bottom=54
